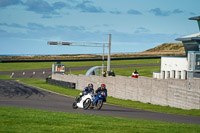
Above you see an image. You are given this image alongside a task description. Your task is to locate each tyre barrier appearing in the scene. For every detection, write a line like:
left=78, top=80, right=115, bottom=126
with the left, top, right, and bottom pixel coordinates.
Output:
left=46, top=78, right=75, bottom=89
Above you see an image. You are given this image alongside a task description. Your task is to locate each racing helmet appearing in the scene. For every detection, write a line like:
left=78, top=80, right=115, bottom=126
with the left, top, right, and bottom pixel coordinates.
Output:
left=101, top=84, right=106, bottom=89
left=88, top=83, right=93, bottom=89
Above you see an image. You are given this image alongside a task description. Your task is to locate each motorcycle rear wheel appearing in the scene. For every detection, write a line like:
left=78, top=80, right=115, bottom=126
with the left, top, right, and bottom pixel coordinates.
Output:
left=96, top=99, right=103, bottom=110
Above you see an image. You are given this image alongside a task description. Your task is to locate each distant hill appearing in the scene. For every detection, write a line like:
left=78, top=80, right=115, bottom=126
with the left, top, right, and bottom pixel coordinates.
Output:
left=144, top=43, right=184, bottom=53
left=111, top=43, right=185, bottom=58
left=0, top=43, right=186, bottom=61
left=141, top=43, right=185, bottom=56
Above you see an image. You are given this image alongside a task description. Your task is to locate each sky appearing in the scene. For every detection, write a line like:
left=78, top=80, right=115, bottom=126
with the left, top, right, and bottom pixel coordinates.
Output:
left=0, top=0, right=200, bottom=55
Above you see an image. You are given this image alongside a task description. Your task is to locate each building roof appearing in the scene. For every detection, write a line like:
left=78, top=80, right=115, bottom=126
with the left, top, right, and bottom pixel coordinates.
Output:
left=189, top=16, right=200, bottom=21
left=176, top=32, right=200, bottom=41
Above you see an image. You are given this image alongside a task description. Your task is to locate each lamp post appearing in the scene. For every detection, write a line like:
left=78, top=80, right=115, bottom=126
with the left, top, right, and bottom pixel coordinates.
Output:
left=107, top=34, right=111, bottom=73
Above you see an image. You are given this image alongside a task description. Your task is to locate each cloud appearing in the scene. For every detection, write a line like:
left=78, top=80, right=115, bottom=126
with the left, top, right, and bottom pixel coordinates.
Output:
left=110, top=10, right=122, bottom=15
left=149, top=8, right=170, bottom=16
left=103, top=24, right=110, bottom=27
left=25, top=0, right=54, bottom=14
left=0, top=0, right=105, bottom=15
left=135, top=27, right=150, bottom=33
left=127, top=9, right=142, bottom=15
left=23, top=0, right=73, bottom=16
left=41, top=15, right=53, bottom=19
left=149, top=8, right=183, bottom=16
left=190, top=12, right=196, bottom=15
left=53, top=2, right=67, bottom=9
left=0, top=0, right=21, bottom=7
left=27, top=23, right=48, bottom=30
left=24, top=0, right=105, bottom=15
left=53, top=1, right=73, bottom=10
left=55, top=25, right=86, bottom=31
left=0, top=29, right=9, bottom=37
left=0, top=23, right=9, bottom=26
left=172, top=9, right=183, bottom=14
left=0, top=22, right=26, bottom=29
left=76, top=0, right=105, bottom=13
left=0, top=21, right=86, bottom=33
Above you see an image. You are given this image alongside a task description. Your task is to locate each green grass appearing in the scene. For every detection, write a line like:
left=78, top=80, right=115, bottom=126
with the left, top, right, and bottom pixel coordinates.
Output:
left=107, top=97, right=200, bottom=116
left=0, top=59, right=160, bottom=77
left=5, top=77, right=197, bottom=116
left=0, top=59, right=160, bottom=71
left=0, top=75, right=11, bottom=79
left=110, top=58, right=160, bottom=66
left=0, top=62, right=54, bottom=71
left=63, top=66, right=160, bottom=77
left=112, top=66, right=160, bottom=77
left=65, top=66, right=160, bottom=77
left=0, top=107, right=200, bottom=133
left=66, top=70, right=88, bottom=75
left=19, top=78, right=81, bottom=97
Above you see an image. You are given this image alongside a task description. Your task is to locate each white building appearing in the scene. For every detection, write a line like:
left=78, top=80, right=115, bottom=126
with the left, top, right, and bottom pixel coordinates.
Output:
left=154, top=16, right=200, bottom=80
left=161, top=56, right=188, bottom=79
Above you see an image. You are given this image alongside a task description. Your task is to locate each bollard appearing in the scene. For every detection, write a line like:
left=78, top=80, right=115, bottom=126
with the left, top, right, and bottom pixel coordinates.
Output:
left=10, top=72, right=14, bottom=78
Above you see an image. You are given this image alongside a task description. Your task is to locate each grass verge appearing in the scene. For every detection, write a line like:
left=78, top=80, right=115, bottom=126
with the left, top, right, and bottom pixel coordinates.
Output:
left=0, top=107, right=200, bottom=133
left=19, top=78, right=81, bottom=97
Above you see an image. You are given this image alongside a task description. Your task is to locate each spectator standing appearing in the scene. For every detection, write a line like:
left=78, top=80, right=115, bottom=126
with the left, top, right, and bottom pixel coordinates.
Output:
left=92, top=70, right=95, bottom=75
left=109, top=70, right=115, bottom=77
left=102, top=71, right=106, bottom=77
left=132, top=69, right=139, bottom=78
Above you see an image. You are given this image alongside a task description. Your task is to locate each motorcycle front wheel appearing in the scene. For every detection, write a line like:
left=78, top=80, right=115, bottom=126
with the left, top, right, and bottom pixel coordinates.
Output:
left=96, top=99, right=103, bottom=110
left=83, top=98, right=91, bottom=110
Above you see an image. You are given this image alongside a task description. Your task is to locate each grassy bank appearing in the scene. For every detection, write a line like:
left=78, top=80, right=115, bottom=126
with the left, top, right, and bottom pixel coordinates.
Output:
left=0, top=107, right=199, bottom=133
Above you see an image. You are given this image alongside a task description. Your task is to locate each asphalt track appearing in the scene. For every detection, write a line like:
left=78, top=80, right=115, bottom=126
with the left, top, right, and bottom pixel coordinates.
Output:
left=0, top=80, right=200, bottom=125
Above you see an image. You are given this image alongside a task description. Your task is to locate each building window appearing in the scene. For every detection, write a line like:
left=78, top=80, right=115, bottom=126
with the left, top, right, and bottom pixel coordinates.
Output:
left=195, top=54, right=200, bottom=70
left=185, top=71, right=187, bottom=80
left=178, top=71, right=181, bottom=79
left=162, top=71, right=165, bottom=79
left=172, top=70, right=176, bottom=78
left=167, top=71, right=170, bottom=79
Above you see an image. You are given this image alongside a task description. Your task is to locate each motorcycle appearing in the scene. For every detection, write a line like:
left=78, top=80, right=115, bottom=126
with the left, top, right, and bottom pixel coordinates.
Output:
left=72, top=92, right=95, bottom=110
left=93, top=91, right=106, bottom=110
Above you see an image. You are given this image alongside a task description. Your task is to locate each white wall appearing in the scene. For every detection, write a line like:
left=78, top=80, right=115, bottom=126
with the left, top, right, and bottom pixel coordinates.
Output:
left=161, top=56, right=188, bottom=79
left=52, top=74, right=200, bottom=109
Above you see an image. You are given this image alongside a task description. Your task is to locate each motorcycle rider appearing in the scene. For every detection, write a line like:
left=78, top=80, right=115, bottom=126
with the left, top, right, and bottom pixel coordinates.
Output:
left=94, top=84, right=107, bottom=104
left=76, top=83, right=94, bottom=102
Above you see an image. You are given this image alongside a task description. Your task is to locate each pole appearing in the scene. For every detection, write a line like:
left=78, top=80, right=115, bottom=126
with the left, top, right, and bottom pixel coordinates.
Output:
left=107, top=34, right=111, bottom=74
left=102, top=44, right=105, bottom=75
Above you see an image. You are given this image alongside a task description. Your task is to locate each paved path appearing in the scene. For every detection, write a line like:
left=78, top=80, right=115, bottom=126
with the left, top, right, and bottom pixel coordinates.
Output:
left=0, top=80, right=200, bottom=125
